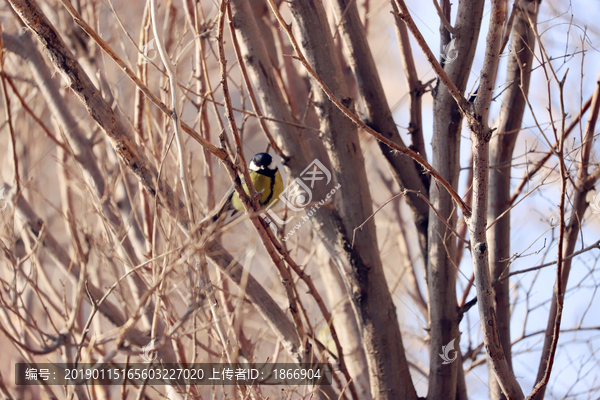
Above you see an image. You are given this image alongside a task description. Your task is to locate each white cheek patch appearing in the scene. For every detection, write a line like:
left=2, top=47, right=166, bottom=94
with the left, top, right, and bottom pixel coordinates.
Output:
left=249, top=161, right=260, bottom=171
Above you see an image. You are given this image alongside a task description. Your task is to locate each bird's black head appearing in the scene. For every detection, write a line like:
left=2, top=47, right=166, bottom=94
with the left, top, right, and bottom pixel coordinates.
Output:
left=249, top=152, right=277, bottom=176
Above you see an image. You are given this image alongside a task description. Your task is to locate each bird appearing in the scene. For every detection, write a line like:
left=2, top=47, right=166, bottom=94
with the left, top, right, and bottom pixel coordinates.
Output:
left=230, top=152, right=284, bottom=211
left=201, top=152, right=284, bottom=230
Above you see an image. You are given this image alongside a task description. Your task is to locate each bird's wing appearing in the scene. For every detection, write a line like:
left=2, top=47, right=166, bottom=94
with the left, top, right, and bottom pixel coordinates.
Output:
left=197, top=176, right=264, bottom=231
left=197, top=184, right=236, bottom=231
left=212, top=185, right=237, bottom=217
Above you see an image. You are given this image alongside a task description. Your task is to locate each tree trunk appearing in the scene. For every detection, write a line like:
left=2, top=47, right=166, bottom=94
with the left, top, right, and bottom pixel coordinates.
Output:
left=487, top=2, right=539, bottom=398
left=426, top=1, right=485, bottom=398
left=287, top=1, right=417, bottom=398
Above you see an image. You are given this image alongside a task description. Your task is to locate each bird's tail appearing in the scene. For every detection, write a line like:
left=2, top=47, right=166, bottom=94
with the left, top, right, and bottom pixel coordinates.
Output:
left=196, top=187, right=237, bottom=232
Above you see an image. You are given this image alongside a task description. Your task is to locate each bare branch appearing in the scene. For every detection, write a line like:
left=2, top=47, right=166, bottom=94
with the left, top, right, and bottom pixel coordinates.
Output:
left=487, top=1, right=540, bottom=397
left=432, top=0, right=458, bottom=35
left=467, top=0, right=525, bottom=397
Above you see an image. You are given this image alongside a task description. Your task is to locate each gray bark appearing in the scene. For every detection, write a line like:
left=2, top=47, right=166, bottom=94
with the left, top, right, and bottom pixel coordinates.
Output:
left=426, top=1, right=485, bottom=398
left=468, top=0, right=524, bottom=397
left=487, top=2, right=539, bottom=398
left=286, top=2, right=416, bottom=398
left=317, top=245, right=372, bottom=400
left=332, top=0, right=430, bottom=260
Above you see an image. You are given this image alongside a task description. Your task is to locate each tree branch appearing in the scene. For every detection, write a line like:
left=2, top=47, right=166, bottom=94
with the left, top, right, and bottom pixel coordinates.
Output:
left=487, top=1, right=540, bottom=397
left=467, top=0, right=525, bottom=398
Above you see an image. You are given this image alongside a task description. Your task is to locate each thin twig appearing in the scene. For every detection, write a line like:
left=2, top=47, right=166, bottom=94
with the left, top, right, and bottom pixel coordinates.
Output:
left=226, top=2, right=285, bottom=159
left=352, top=189, right=468, bottom=249
left=510, top=95, right=593, bottom=205
left=432, top=0, right=458, bottom=34
left=1, top=72, right=73, bottom=156
left=499, top=240, right=600, bottom=281
left=55, top=0, right=227, bottom=160
left=150, top=0, right=194, bottom=222
left=0, top=26, right=20, bottom=193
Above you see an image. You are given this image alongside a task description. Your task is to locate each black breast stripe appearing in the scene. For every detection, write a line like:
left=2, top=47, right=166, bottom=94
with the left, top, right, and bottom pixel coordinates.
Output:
left=264, top=174, right=276, bottom=205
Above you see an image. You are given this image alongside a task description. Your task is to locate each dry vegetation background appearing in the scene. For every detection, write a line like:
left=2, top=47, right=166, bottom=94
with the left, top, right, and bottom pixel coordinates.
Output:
left=0, top=0, right=599, bottom=399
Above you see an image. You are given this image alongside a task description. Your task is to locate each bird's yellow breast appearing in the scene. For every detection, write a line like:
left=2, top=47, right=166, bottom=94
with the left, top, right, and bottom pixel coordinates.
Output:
left=231, top=170, right=284, bottom=211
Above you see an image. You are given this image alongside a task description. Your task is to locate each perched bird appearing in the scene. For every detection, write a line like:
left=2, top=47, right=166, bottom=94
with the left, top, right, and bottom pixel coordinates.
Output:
left=230, top=152, right=284, bottom=211
left=201, top=152, right=283, bottom=229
